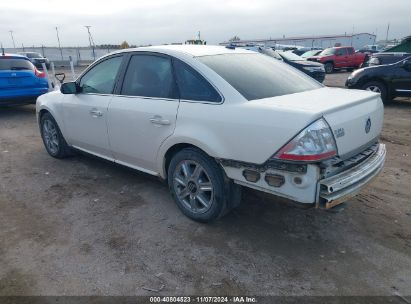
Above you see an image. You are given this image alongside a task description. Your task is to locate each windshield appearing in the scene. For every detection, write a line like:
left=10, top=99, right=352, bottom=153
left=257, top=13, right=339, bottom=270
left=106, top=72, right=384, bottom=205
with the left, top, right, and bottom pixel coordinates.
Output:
left=0, top=58, right=34, bottom=71
left=25, top=53, right=43, bottom=58
left=259, top=48, right=283, bottom=60
left=198, top=53, right=322, bottom=101
left=301, top=50, right=320, bottom=58
left=279, top=51, right=304, bottom=61
left=319, top=48, right=336, bottom=56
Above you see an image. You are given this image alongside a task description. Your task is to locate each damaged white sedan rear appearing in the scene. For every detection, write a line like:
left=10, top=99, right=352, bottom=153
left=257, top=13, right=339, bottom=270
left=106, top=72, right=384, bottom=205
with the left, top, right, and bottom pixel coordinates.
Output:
left=36, top=45, right=386, bottom=222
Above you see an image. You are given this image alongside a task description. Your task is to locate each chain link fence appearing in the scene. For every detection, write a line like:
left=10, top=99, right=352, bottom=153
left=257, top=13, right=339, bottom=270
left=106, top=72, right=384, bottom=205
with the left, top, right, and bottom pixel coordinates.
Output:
left=3, top=46, right=115, bottom=66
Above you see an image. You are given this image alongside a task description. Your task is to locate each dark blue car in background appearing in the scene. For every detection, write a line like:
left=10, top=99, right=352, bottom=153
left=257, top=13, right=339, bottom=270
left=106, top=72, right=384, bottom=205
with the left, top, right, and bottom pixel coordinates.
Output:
left=0, top=54, right=49, bottom=106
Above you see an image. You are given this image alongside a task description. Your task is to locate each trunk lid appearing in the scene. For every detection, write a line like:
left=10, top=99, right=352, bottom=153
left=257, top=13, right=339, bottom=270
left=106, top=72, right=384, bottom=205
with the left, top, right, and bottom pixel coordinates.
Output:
left=0, top=70, right=39, bottom=89
left=249, top=87, right=384, bottom=158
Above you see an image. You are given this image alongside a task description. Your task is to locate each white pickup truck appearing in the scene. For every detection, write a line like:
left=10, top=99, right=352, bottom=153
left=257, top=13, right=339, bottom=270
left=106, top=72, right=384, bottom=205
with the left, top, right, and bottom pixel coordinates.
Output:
left=36, top=45, right=386, bottom=222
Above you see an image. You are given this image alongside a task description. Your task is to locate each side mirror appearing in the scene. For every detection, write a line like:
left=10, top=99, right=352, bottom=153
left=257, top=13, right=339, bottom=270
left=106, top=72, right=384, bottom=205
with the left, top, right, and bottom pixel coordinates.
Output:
left=60, top=81, right=79, bottom=94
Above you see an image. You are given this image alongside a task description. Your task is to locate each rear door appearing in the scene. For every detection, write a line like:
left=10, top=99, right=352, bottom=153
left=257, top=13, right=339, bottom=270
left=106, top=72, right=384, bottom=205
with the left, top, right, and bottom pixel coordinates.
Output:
left=334, top=48, right=348, bottom=68
left=392, top=59, right=411, bottom=97
left=107, top=53, right=179, bottom=173
left=346, top=47, right=356, bottom=66
left=61, top=55, right=124, bottom=159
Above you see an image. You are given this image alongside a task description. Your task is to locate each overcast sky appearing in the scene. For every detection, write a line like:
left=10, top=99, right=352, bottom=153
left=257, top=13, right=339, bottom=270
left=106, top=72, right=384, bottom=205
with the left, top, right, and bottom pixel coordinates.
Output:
left=0, top=0, right=410, bottom=48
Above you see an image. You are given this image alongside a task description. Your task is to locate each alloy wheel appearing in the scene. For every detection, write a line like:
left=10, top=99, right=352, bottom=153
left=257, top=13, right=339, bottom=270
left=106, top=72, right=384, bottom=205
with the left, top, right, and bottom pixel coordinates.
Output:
left=173, top=160, right=214, bottom=214
left=42, top=119, right=59, bottom=155
left=365, top=85, right=381, bottom=93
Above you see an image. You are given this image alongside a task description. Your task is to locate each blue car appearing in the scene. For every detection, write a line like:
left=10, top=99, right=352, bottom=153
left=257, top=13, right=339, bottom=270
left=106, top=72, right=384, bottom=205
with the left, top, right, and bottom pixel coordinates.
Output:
left=0, top=53, right=49, bottom=106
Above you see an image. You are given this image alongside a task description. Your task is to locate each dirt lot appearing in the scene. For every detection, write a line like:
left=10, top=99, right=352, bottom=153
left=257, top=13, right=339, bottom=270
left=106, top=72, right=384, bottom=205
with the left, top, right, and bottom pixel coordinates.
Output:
left=0, top=71, right=410, bottom=297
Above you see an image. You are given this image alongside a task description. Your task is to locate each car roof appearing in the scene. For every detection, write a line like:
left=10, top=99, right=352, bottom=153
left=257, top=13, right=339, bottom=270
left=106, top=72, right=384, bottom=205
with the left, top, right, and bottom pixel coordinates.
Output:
left=0, top=53, right=30, bottom=60
left=113, top=45, right=255, bottom=57
left=332, top=46, right=353, bottom=49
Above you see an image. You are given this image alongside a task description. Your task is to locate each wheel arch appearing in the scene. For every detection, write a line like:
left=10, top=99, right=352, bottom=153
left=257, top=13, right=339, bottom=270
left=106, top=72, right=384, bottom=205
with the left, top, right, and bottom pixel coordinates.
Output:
left=358, top=76, right=388, bottom=89
left=158, top=140, right=221, bottom=179
left=37, top=104, right=68, bottom=143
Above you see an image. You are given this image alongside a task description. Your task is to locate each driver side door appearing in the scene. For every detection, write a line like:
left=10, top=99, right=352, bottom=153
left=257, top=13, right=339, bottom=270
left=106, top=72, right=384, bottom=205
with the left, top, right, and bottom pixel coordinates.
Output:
left=62, top=55, right=124, bottom=159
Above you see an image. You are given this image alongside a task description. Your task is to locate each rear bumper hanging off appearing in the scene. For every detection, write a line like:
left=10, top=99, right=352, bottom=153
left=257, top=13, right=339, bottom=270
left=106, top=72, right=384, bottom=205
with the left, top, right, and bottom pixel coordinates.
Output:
left=318, top=143, right=386, bottom=209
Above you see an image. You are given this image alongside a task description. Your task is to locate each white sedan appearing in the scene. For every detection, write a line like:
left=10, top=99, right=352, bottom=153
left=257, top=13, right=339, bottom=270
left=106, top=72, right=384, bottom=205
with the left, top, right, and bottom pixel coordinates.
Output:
left=36, top=45, right=386, bottom=222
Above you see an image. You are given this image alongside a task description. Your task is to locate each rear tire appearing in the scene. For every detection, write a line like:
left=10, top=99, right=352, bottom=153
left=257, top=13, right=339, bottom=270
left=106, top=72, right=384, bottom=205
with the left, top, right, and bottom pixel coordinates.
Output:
left=324, top=62, right=334, bottom=74
left=167, top=148, right=240, bottom=223
left=40, top=113, right=72, bottom=158
left=361, top=81, right=389, bottom=103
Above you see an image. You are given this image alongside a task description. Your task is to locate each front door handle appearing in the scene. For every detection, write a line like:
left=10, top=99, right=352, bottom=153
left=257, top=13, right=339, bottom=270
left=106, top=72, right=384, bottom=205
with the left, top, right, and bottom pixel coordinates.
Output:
left=149, top=115, right=170, bottom=126
left=89, top=109, right=103, bottom=117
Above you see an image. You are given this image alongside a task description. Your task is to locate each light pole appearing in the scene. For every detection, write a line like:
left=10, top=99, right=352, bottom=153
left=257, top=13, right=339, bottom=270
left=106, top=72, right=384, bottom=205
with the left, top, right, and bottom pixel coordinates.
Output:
left=55, top=26, right=64, bottom=60
left=385, top=23, right=390, bottom=42
left=84, top=25, right=96, bottom=60
left=9, top=30, right=16, bottom=49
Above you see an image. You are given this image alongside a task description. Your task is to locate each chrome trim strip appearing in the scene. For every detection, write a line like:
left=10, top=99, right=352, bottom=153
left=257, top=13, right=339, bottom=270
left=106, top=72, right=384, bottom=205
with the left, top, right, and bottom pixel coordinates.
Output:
left=320, top=143, right=385, bottom=194
left=395, top=89, right=411, bottom=92
left=111, top=94, right=179, bottom=102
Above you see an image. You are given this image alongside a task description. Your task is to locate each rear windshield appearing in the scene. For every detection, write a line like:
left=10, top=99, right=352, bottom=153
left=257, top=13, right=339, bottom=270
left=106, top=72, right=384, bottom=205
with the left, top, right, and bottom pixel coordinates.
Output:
left=26, top=53, right=43, bottom=58
left=198, top=53, right=321, bottom=100
left=0, top=58, right=34, bottom=71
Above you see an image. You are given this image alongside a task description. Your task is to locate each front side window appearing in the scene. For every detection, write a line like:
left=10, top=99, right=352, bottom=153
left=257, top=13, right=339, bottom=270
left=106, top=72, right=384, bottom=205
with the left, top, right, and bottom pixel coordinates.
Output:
left=79, top=56, right=123, bottom=94
left=173, top=59, right=221, bottom=102
left=27, top=53, right=42, bottom=58
left=121, top=54, right=175, bottom=98
left=198, top=53, right=321, bottom=101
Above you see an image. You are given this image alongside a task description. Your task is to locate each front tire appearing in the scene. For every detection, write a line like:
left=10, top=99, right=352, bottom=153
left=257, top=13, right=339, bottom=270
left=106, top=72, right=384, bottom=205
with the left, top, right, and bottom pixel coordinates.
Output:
left=40, top=113, right=72, bottom=158
left=167, top=148, right=239, bottom=223
left=361, top=81, right=389, bottom=103
left=324, top=62, right=334, bottom=74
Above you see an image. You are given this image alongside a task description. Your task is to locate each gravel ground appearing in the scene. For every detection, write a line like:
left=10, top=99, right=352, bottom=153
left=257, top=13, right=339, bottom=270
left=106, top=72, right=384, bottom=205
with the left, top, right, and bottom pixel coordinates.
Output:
left=0, top=70, right=410, bottom=297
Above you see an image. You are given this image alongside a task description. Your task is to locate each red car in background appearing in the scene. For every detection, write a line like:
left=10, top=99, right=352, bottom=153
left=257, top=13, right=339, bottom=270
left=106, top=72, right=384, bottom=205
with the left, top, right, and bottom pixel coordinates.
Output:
left=307, top=46, right=367, bottom=73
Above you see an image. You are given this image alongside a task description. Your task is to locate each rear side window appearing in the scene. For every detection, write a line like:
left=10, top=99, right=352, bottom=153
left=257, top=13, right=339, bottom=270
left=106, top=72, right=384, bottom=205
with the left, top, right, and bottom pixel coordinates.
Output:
left=198, top=53, right=321, bottom=101
left=173, top=59, right=221, bottom=102
left=79, top=56, right=123, bottom=94
left=0, top=58, right=33, bottom=71
left=121, top=54, right=175, bottom=99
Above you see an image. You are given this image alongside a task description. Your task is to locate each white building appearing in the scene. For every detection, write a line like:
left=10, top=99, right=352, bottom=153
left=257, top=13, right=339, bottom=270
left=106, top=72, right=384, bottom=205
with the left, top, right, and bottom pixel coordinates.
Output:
left=220, top=33, right=377, bottom=50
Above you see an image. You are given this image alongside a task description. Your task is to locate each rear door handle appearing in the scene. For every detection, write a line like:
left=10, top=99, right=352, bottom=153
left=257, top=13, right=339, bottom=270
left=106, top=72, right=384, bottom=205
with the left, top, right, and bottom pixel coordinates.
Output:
left=89, top=108, right=103, bottom=117
left=149, top=115, right=170, bottom=125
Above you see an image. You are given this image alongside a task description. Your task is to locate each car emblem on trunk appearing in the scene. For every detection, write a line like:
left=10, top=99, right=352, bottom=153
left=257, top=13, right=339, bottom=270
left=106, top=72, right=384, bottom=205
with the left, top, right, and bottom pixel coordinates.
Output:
left=11, top=73, right=16, bottom=77
left=365, top=118, right=371, bottom=134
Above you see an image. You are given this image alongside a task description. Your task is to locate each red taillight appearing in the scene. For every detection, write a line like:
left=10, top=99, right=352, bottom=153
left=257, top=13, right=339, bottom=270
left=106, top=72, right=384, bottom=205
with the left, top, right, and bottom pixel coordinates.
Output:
left=272, top=118, right=337, bottom=162
left=35, top=69, right=46, bottom=78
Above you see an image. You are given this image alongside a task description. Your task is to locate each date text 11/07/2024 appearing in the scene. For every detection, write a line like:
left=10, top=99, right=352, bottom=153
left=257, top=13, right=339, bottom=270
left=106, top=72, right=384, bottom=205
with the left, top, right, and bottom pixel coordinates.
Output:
left=149, top=296, right=257, bottom=303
